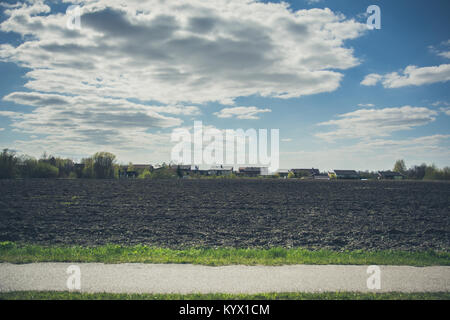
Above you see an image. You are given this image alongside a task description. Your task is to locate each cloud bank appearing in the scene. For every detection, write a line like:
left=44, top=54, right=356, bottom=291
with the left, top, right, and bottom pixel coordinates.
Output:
left=316, top=106, right=438, bottom=141
left=361, top=64, right=450, bottom=88
left=0, top=0, right=367, bottom=160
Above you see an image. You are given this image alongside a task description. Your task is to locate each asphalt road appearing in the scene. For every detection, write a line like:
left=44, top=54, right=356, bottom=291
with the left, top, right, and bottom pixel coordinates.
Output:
left=1, top=263, right=449, bottom=294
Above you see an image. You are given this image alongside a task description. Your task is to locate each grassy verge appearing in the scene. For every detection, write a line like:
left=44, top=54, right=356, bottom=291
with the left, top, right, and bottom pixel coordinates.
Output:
left=0, top=291, right=449, bottom=300
left=1, top=242, right=449, bottom=266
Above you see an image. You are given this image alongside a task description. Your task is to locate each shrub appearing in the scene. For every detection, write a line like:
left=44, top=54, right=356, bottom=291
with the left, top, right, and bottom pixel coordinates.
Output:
left=138, top=169, right=152, bottom=179
left=32, top=161, right=59, bottom=178
left=151, top=165, right=176, bottom=179
left=68, top=172, right=78, bottom=179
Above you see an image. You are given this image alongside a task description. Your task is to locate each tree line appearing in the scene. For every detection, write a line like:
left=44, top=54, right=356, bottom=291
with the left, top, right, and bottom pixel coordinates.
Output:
left=392, top=159, right=450, bottom=180
left=354, top=160, right=450, bottom=180
left=0, top=149, right=449, bottom=180
left=0, top=149, right=119, bottom=179
left=0, top=149, right=188, bottom=179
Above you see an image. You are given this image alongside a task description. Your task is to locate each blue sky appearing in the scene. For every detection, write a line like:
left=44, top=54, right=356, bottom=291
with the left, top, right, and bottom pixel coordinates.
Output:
left=0, top=0, right=449, bottom=170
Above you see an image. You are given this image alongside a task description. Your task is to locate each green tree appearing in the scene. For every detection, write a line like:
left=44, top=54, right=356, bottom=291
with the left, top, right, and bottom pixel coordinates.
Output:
left=393, top=159, right=407, bottom=174
left=81, top=157, right=95, bottom=178
left=93, top=152, right=116, bottom=179
left=441, top=167, right=450, bottom=180
left=53, top=157, right=74, bottom=178
left=17, top=156, right=35, bottom=178
left=406, top=164, right=426, bottom=180
left=16, top=156, right=59, bottom=178
left=424, top=164, right=438, bottom=180
left=0, top=149, right=18, bottom=179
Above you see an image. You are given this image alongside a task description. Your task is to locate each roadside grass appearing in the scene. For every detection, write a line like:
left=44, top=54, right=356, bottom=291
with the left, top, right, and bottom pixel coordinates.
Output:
left=0, top=291, right=449, bottom=300
left=1, top=242, right=449, bottom=266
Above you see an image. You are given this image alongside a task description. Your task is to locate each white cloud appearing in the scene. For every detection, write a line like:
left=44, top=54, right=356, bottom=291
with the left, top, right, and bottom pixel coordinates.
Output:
left=316, top=106, right=438, bottom=141
left=214, top=106, right=271, bottom=120
left=440, top=107, right=450, bottom=116
left=437, top=51, right=450, bottom=59
left=0, top=1, right=366, bottom=105
left=361, top=64, right=450, bottom=88
left=428, top=40, right=450, bottom=59
left=360, top=134, right=450, bottom=149
left=305, top=0, right=322, bottom=4
left=0, top=111, right=22, bottom=118
left=281, top=138, right=292, bottom=142
left=360, top=73, right=382, bottom=86
left=431, top=101, right=449, bottom=107
left=357, top=103, right=375, bottom=107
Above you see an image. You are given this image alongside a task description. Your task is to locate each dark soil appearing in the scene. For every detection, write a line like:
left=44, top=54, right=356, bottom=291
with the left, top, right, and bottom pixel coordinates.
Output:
left=0, top=179, right=449, bottom=250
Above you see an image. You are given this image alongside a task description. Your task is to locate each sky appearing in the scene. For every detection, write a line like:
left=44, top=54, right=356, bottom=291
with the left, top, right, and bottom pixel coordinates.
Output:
left=0, top=0, right=449, bottom=171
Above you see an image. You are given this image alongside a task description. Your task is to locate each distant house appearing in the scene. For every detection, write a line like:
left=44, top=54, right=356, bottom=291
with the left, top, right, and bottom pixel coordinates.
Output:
left=152, top=165, right=167, bottom=172
left=330, top=170, right=360, bottom=179
left=190, top=166, right=207, bottom=176
left=239, top=167, right=266, bottom=177
left=208, top=165, right=233, bottom=176
left=126, top=171, right=139, bottom=178
left=74, top=163, right=85, bottom=170
left=118, top=165, right=137, bottom=178
left=290, top=168, right=320, bottom=178
left=378, top=171, right=405, bottom=180
left=117, top=164, right=153, bottom=178
left=276, top=169, right=290, bottom=178
left=133, top=164, right=153, bottom=171
left=186, top=165, right=233, bottom=176
left=196, top=170, right=211, bottom=176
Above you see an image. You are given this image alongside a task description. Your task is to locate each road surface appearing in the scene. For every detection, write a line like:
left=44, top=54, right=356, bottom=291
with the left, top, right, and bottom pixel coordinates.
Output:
left=1, top=263, right=449, bottom=294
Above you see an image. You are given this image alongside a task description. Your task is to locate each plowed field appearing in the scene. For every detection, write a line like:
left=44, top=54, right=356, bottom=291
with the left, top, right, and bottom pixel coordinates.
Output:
left=1, top=179, right=449, bottom=250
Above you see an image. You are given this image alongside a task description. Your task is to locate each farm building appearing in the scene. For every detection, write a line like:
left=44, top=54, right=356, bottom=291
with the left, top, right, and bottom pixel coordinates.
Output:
left=290, top=168, right=320, bottom=178
left=378, top=171, right=405, bottom=180
left=238, top=167, right=268, bottom=177
left=330, top=170, right=360, bottom=179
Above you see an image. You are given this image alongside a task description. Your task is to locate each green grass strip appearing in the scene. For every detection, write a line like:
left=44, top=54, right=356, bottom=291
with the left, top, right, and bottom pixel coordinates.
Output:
left=0, top=291, right=449, bottom=300
left=1, top=242, right=449, bottom=266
